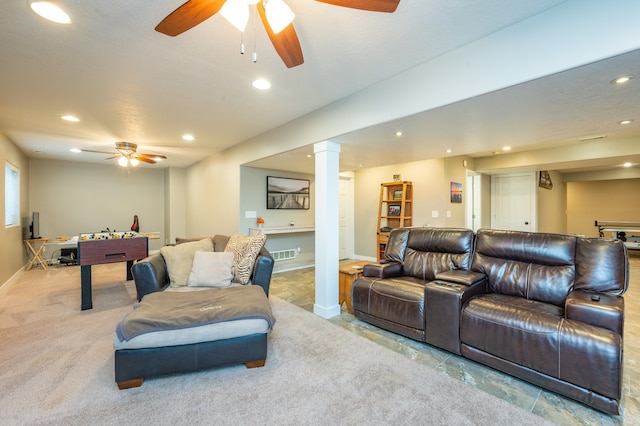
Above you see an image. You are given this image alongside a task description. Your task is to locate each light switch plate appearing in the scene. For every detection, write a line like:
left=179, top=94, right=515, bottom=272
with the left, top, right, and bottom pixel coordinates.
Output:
left=432, top=210, right=439, bottom=218
left=245, top=211, right=257, bottom=218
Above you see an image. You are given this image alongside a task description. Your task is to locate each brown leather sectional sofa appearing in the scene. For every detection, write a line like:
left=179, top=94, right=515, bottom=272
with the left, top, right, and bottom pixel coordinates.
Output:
left=352, top=227, right=629, bottom=414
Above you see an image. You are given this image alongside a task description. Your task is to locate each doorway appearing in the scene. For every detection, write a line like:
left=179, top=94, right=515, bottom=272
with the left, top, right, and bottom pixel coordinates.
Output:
left=491, top=172, right=537, bottom=231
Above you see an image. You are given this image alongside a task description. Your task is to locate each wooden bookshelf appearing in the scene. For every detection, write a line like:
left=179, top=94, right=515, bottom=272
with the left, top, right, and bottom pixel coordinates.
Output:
left=377, top=181, right=412, bottom=260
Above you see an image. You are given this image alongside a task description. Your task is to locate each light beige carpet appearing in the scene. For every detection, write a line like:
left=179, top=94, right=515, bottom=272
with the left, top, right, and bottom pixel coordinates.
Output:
left=0, top=264, right=552, bottom=425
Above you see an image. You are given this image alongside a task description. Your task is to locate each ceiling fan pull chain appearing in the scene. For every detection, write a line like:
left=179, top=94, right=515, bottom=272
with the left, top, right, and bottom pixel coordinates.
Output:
left=240, top=31, right=245, bottom=55
left=252, top=6, right=258, bottom=63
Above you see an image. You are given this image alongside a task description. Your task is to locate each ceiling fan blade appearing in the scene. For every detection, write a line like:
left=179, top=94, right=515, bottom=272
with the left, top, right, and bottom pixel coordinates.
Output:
left=133, top=156, right=157, bottom=164
left=80, top=149, right=117, bottom=155
left=137, top=152, right=167, bottom=160
left=104, top=155, right=120, bottom=160
left=315, top=0, right=400, bottom=13
left=156, top=0, right=227, bottom=36
left=137, top=153, right=168, bottom=160
left=257, top=2, right=304, bottom=68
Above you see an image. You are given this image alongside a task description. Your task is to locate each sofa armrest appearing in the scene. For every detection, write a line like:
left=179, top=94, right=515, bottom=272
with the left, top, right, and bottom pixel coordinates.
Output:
left=565, top=290, right=624, bottom=335
left=363, top=262, right=402, bottom=278
left=131, top=252, right=169, bottom=301
left=251, top=252, right=274, bottom=296
left=435, top=270, right=486, bottom=287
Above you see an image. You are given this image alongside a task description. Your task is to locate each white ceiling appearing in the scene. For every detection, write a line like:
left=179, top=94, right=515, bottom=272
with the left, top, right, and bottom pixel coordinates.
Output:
left=1, top=0, right=639, bottom=173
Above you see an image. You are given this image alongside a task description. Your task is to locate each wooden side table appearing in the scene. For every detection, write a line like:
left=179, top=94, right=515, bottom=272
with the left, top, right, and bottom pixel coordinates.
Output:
left=339, top=260, right=372, bottom=313
left=24, top=238, right=50, bottom=271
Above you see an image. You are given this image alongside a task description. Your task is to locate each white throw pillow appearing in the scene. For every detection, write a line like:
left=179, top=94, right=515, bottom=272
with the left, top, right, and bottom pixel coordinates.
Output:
left=187, top=251, right=234, bottom=288
left=160, top=238, right=213, bottom=287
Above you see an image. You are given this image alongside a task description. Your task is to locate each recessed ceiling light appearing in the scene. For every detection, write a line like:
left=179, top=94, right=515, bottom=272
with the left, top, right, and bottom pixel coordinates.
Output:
left=29, top=1, right=71, bottom=24
left=619, top=119, right=633, bottom=125
left=252, top=79, right=271, bottom=90
left=446, top=149, right=452, bottom=154
left=61, top=115, right=79, bottom=122
left=182, top=134, right=195, bottom=141
left=395, top=131, right=402, bottom=137
left=70, top=148, right=81, bottom=153
left=611, top=75, right=634, bottom=85
left=502, top=146, right=511, bottom=151
left=623, top=162, right=632, bottom=167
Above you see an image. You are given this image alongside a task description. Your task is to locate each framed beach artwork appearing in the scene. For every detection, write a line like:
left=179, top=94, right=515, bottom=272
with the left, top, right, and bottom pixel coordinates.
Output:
left=450, top=182, right=462, bottom=203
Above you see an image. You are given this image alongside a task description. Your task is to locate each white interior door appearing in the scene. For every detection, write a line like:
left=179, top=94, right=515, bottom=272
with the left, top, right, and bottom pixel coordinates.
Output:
left=465, top=172, right=482, bottom=231
left=339, top=174, right=354, bottom=260
left=491, top=172, right=537, bottom=231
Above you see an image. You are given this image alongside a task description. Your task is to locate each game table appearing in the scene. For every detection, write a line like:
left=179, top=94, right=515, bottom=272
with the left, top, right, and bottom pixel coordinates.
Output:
left=78, top=232, right=148, bottom=310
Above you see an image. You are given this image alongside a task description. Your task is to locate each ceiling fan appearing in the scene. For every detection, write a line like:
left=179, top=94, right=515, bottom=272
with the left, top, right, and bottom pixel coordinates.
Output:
left=155, top=0, right=401, bottom=68
left=79, top=142, right=167, bottom=167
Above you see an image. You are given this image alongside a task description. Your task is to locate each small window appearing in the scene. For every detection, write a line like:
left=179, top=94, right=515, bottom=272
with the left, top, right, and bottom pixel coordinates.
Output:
left=5, top=162, right=19, bottom=227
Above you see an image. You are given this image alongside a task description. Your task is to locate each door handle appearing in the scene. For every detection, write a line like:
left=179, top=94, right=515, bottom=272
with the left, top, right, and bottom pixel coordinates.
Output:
left=525, top=221, right=529, bottom=225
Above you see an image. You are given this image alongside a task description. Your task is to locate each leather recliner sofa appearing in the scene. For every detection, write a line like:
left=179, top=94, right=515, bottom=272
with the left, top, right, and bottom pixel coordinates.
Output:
left=352, top=227, right=628, bottom=414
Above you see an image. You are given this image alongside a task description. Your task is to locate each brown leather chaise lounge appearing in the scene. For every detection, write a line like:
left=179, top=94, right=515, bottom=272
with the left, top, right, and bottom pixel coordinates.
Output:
left=114, top=235, right=274, bottom=389
left=352, top=227, right=628, bottom=414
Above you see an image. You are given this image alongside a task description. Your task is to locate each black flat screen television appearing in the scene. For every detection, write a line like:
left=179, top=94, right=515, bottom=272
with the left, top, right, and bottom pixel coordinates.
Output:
left=30, top=211, right=40, bottom=239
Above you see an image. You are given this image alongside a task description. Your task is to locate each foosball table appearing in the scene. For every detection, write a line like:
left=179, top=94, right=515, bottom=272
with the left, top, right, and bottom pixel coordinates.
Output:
left=78, top=232, right=148, bottom=310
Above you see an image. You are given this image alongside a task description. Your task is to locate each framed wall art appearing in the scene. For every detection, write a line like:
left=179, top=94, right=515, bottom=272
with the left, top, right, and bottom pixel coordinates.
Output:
left=266, top=176, right=310, bottom=210
left=538, top=171, right=553, bottom=189
left=450, top=182, right=462, bottom=203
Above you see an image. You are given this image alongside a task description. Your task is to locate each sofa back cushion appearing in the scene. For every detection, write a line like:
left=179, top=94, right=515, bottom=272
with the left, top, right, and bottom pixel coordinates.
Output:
left=472, top=229, right=576, bottom=306
left=575, top=237, right=628, bottom=295
left=384, top=228, right=411, bottom=262
left=401, top=228, right=475, bottom=281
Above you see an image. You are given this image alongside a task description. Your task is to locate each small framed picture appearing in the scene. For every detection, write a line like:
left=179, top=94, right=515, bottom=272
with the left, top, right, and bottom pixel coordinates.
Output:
left=388, top=205, right=401, bottom=216
left=393, top=190, right=403, bottom=200
left=538, top=171, right=553, bottom=189
left=450, top=182, right=462, bottom=203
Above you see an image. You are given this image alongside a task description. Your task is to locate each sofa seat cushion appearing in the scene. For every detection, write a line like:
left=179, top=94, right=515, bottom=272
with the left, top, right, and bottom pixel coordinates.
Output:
left=352, top=276, right=425, bottom=330
left=461, top=293, right=622, bottom=399
left=114, top=318, right=270, bottom=350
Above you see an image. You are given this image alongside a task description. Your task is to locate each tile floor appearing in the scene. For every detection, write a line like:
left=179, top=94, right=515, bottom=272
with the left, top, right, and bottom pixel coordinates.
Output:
left=269, top=253, right=640, bottom=425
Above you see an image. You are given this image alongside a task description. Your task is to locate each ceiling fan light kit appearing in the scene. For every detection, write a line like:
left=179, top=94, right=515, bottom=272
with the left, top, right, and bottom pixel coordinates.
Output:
left=219, top=0, right=250, bottom=31
left=156, top=0, right=400, bottom=68
left=78, top=142, right=167, bottom=167
left=264, top=0, right=295, bottom=34
left=220, top=0, right=293, bottom=34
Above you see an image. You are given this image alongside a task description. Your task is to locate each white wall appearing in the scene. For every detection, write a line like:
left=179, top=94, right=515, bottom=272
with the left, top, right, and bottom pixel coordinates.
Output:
left=164, top=167, right=187, bottom=245
left=353, top=156, right=469, bottom=259
left=0, top=134, right=29, bottom=285
left=240, top=166, right=315, bottom=268
left=28, top=159, right=166, bottom=258
left=536, top=170, right=567, bottom=234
